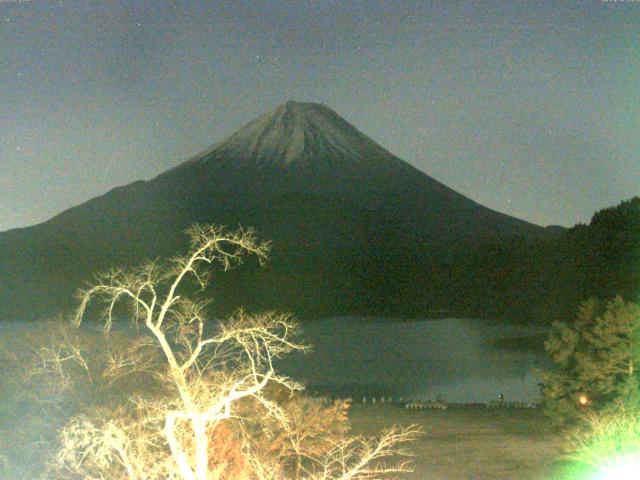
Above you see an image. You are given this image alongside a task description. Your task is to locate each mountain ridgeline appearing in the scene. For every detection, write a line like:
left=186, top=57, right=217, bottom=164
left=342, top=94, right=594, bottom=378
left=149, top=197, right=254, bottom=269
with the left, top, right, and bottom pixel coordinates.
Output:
left=0, top=102, right=635, bottom=322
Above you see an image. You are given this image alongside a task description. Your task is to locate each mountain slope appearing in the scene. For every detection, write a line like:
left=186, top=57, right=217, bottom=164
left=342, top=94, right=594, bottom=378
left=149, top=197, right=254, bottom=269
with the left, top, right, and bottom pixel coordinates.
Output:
left=0, top=101, right=555, bottom=320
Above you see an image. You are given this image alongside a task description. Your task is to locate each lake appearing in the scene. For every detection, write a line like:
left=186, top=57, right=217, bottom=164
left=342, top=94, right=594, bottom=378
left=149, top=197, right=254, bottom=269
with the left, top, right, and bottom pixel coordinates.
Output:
left=1, top=317, right=550, bottom=404
left=277, top=317, right=550, bottom=403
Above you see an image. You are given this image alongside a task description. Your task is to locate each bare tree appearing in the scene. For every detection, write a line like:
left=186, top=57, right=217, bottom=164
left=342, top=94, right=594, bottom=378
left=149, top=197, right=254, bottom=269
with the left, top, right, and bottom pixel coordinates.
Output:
left=42, top=224, right=419, bottom=480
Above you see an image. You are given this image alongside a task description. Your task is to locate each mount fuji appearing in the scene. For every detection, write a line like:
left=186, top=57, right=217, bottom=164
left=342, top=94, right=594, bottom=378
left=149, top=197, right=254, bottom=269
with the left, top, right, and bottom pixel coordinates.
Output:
left=0, top=101, right=556, bottom=320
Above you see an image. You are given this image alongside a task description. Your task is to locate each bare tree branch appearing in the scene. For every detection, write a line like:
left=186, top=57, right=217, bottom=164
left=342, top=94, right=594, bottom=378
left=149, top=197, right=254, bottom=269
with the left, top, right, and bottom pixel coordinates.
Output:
left=41, top=224, right=419, bottom=480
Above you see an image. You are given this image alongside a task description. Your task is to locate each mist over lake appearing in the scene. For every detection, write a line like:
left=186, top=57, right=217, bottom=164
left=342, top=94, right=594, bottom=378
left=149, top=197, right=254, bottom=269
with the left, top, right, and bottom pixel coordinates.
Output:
left=275, top=317, right=550, bottom=403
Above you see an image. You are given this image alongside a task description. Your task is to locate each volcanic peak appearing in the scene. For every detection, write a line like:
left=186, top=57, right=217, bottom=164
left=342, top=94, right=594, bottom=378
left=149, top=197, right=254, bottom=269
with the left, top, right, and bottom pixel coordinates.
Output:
left=181, top=101, right=395, bottom=170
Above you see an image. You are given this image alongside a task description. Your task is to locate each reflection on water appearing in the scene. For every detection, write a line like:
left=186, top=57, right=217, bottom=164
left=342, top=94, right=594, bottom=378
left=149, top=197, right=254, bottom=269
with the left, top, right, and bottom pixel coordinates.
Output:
left=277, top=317, right=551, bottom=403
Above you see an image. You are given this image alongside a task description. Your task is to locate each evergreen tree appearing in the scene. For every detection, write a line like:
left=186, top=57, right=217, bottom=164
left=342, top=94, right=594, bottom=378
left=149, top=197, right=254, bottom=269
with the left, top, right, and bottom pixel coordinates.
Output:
left=538, top=297, right=640, bottom=426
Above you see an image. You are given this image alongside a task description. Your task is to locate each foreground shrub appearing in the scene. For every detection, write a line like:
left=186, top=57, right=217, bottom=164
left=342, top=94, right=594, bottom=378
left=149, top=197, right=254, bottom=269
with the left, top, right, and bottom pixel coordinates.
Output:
left=559, top=404, right=640, bottom=478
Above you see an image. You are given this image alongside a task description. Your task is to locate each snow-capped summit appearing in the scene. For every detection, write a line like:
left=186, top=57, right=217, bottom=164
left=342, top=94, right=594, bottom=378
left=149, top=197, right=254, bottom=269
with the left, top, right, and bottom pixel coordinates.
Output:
left=166, top=101, right=400, bottom=175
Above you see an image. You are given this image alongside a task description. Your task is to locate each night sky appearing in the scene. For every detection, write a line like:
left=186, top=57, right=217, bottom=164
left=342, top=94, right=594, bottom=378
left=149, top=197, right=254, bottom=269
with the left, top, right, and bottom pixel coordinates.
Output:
left=1, top=0, right=638, bottom=232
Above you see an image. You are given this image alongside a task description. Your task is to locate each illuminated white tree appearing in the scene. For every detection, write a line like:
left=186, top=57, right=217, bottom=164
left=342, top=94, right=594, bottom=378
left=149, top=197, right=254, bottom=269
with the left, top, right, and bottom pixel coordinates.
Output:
left=43, top=224, right=419, bottom=480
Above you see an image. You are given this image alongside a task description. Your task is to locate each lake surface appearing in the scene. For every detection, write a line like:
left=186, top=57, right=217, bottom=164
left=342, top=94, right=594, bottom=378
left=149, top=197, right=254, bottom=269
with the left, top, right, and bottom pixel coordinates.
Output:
left=1, top=316, right=551, bottom=404
left=277, top=317, right=550, bottom=403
